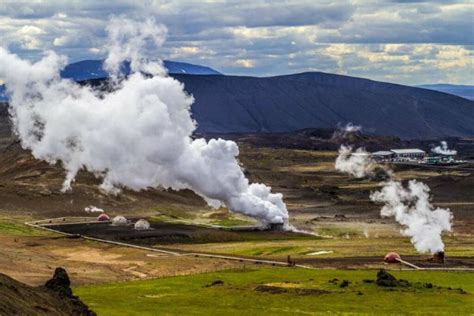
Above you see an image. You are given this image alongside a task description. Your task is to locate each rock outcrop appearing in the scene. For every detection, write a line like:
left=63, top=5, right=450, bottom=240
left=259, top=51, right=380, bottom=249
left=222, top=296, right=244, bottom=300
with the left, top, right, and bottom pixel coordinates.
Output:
left=0, top=267, right=95, bottom=315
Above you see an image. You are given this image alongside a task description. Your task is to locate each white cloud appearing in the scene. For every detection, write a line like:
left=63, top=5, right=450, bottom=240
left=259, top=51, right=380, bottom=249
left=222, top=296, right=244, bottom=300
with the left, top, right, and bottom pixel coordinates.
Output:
left=17, top=25, right=44, bottom=49
left=234, top=59, right=255, bottom=68
left=0, top=1, right=472, bottom=83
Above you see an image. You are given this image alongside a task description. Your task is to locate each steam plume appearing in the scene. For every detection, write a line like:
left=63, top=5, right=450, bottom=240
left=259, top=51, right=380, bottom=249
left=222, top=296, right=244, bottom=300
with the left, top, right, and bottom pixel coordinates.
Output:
left=370, top=180, right=452, bottom=254
left=335, top=145, right=374, bottom=178
left=334, top=134, right=451, bottom=253
left=84, top=206, right=104, bottom=213
left=342, top=122, right=362, bottom=133
left=431, top=141, right=457, bottom=155
left=0, top=17, right=288, bottom=226
left=332, top=122, right=362, bottom=139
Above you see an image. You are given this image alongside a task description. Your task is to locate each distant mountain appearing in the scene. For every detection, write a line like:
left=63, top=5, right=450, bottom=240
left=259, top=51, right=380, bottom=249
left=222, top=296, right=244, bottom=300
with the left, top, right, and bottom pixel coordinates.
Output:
left=417, top=84, right=474, bottom=100
left=172, top=72, right=474, bottom=139
left=60, top=59, right=221, bottom=80
left=2, top=71, right=473, bottom=139
left=0, top=59, right=221, bottom=101
left=163, top=61, right=221, bottom=76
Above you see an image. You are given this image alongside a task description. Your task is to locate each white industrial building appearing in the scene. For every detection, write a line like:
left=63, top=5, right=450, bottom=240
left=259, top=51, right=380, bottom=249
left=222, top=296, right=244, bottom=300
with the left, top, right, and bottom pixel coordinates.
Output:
left=389, top=149, right=426, bottom=160
left=371, top=151, right=395, bottom=161
left=370, top=148, right=426, bottom=162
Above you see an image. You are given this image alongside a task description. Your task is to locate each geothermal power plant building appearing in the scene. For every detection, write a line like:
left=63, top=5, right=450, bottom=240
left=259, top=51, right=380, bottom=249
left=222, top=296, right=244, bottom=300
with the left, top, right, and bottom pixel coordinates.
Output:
left=390, top=149, right=426, bottom=160
left=371, top=151, right=395, bottom=161
left=371, top=149, right=426, bottom=161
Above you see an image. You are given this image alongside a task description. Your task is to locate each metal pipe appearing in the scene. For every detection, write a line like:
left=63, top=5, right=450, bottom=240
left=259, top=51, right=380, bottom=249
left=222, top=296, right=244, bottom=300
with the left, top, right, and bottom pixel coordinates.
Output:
left=395, top=258, right=421, bottom=270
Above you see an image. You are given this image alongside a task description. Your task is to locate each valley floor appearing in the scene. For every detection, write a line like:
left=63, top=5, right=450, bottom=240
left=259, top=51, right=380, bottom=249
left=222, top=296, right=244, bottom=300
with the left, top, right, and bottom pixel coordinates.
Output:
left=0, top=143, right=473, bottom=314
left=74, top=267, right=474, bottom=315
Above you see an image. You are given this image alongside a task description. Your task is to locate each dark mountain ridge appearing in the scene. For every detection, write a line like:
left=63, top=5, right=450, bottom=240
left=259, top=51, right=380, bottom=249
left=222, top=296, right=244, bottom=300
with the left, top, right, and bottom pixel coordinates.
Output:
left=1, top=69, right=473, bottom=139
left=60, top=59, right=221, bottom=80
left=172, top=72, right=474, bottom=139
left=417, top=84, right=474, bottom=100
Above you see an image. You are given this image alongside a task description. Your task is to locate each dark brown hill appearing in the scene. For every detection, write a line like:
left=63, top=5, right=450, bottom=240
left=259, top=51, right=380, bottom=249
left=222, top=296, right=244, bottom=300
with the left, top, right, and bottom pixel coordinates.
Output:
left=173, top=72, right=474, bottom=139
left=0, top=268, right=95, bottom=315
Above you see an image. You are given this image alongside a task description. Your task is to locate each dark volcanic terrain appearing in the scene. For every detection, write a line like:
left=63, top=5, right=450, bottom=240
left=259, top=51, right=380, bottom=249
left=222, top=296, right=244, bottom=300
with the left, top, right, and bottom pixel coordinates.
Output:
left=4, top=66, right=473, bottom=139
left=174, top=72, right=474, bottom=138
left=0, top=268, right=94, bottom=315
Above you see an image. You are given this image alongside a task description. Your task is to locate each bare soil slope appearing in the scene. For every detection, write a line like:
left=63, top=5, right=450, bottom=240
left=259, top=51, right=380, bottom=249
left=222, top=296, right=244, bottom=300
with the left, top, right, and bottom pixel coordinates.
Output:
left=0, top=142, right=206, bottom=218
left=0, top=268, right=94, bottom=315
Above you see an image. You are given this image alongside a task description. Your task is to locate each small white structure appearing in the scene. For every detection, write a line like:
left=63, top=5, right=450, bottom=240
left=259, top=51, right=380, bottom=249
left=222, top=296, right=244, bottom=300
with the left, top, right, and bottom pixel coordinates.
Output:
left=390, top=149, right=425, bottom=160
left=112, top=215, right=128, bottom=226
left=134, top=219, right=151, bottom=230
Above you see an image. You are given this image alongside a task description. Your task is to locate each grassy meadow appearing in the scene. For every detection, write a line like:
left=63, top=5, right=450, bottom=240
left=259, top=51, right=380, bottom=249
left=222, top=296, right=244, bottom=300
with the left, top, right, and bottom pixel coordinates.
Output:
left=75, top=267, right=474, bottom=315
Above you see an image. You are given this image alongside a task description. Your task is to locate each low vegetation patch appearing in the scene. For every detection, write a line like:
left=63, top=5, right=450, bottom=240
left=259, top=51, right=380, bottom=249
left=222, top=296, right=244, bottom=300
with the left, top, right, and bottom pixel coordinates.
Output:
left=75, top=267, right=474, bottom=315
left=0, top=221, right=49, bottom=236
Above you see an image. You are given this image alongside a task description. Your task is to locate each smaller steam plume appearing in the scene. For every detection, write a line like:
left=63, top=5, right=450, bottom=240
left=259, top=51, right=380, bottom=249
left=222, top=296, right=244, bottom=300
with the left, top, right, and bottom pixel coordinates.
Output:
left=342, top=122, right=362, bottom=133
left=370, top=180, right=452, bottom=254
left=84, top=206, right=104, bottom=213
left=332, top=122, right=362, bottom=139
left=333, top=127, right=452, bottom=254
left=431, top=141, right=457, bottom=155
left=335, top=145, right=374, bottom=178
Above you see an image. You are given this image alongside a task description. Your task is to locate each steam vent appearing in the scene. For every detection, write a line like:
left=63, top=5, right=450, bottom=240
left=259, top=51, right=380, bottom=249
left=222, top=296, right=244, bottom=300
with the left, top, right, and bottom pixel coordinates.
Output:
left=433, top=251, right=445, bottom=263
left=384, top=252, right=401, bottom=263
left=268, top=223, right=285, bottom=231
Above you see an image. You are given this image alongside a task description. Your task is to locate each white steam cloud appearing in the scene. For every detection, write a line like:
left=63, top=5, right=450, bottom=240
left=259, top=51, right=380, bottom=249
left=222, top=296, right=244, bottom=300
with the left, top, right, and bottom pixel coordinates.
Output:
left=335, top=145, right=374, bottom=178
left=0, top=17, right=288, bottom=226
left=342, top=122, right=362, bottom=133
left=333, top=122, right=362, bottom=139
left=334, top=136, right=452, bottom=253
left=431, top=141, right=457, bottom=156
left=84, top=205, right=104, bottom=213
left=370, top=180, right=452, bottom=254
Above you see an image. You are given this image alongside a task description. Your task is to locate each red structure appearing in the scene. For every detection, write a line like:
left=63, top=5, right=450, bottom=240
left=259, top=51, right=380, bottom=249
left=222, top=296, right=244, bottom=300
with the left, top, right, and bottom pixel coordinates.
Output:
left=97, top=213, right=110, bottom=221
left=384, top=252, right=401, bottom=263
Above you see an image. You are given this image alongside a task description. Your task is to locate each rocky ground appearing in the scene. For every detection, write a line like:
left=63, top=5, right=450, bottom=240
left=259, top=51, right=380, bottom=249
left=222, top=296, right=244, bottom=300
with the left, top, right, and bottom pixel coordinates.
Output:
left=0, top=267, right=95, bottom=315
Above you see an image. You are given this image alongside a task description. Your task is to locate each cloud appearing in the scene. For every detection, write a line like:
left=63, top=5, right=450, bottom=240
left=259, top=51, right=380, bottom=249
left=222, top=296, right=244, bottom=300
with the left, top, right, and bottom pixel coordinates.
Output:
left=234, top=59, right=255, bottom=68
left=0, top=0, right=472, bottom=84
left=16, top=25, right=43, bottom=49
left=317, top=43, right=473, bottom=84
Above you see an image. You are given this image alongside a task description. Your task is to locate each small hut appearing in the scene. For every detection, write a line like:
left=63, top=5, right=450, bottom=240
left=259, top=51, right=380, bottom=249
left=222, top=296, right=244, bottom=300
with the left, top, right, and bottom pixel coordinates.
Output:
left=112, top=215, right=128, bottom=226
left=134, top=219, right=151, bottom=230
left=97, top=214, right=110, bottom=222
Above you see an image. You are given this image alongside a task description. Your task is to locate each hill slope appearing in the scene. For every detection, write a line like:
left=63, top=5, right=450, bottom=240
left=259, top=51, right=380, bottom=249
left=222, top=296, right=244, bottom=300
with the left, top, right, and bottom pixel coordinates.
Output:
left=0, top=268, right=95, bottom=315
left=173, top=72, right=474, bottom=139
left=2, top=71, right=474, bottom=139
left=417, top=84, right=474, bottom=101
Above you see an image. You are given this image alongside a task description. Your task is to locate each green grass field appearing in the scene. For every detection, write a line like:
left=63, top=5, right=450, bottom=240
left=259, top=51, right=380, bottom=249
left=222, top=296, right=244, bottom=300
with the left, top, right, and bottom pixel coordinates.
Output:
left=75, top=267, right=474, bottom=315
left=160, top=234, right=474, bottom=259
left=0, top=220, right=50, bottom=236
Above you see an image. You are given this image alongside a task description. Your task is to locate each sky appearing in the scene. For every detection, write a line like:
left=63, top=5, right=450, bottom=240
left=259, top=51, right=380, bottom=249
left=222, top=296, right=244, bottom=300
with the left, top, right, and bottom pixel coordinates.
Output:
left=0, top=0, right=473, bottom=85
